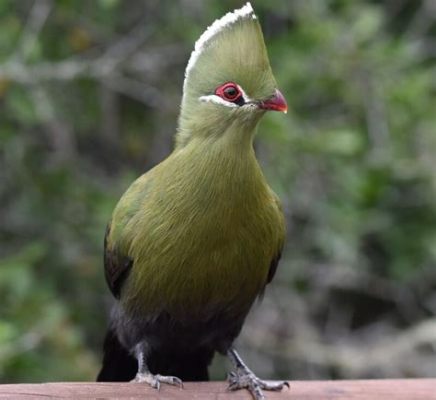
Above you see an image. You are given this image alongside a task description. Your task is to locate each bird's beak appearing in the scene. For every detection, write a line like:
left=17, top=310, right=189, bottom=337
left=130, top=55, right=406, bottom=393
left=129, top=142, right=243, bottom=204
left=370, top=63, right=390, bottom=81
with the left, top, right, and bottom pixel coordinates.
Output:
left=257, top=89, right=288, bottom=113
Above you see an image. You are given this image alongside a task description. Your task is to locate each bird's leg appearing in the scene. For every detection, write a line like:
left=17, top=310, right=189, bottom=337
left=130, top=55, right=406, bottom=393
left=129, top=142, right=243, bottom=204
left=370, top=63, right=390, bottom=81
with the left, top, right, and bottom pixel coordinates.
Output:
left=227, top=348, right=289, bottom=400
left=131, top=342, right=183, bottom=390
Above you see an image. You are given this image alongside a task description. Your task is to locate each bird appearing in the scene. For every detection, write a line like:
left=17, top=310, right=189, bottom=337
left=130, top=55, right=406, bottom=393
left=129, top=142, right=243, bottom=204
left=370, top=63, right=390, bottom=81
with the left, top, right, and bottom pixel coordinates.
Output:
left=97, top=3, right=288, bottom=399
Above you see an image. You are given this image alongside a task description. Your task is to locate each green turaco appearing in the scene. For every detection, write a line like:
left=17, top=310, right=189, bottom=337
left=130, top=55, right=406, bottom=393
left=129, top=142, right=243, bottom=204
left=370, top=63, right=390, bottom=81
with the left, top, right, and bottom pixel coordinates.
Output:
left=97, top=3, right=288, bottom=399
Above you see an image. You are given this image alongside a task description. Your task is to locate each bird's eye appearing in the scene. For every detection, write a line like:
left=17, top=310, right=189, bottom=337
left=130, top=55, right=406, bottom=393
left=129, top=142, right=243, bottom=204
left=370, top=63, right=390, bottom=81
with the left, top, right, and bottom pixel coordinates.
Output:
left=223, top=85, right=239, bottom=100
left=215, top=82, right=244, bottom=105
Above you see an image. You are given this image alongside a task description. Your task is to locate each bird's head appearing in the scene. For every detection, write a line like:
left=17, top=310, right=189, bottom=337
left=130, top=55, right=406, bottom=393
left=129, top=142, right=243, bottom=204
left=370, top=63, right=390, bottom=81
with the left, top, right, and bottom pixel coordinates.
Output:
left=176, top=2, right=287, bottom=147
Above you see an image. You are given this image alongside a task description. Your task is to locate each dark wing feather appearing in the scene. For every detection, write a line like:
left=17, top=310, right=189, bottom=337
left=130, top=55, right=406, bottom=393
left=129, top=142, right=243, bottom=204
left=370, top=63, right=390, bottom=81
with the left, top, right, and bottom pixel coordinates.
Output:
left=104, top=223, right=133, bottom=299
left=266, top=193, right=285, bottom=285
left=266, top=248, right=282, bottom=285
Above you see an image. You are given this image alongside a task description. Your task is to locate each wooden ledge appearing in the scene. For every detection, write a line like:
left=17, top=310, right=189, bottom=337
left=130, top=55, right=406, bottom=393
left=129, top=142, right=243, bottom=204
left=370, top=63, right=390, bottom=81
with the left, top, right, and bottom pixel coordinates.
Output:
left=0, top=379, right=435, bottom=399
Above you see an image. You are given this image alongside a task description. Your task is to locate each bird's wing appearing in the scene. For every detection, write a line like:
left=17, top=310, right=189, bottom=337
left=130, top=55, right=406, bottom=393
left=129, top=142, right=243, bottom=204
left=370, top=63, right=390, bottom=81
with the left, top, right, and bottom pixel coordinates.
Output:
left=266, top=249, right=282, bottom=284
left=103, top=173, right=153, bottom=299
left=104, top=222, right=133, bottom=299
left=266, top=192, right=285, bottom=285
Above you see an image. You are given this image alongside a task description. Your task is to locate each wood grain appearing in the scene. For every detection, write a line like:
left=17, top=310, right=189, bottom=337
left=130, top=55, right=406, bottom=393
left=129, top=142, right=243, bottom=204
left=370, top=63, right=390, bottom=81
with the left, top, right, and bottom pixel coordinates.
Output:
left=0, top=380, right=435, bottom=399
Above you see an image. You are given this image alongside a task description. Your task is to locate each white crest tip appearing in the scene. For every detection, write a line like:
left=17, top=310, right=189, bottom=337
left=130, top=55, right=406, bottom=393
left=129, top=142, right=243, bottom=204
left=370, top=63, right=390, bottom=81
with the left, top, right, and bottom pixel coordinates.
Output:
left=183, top=2, right=257, bottom=92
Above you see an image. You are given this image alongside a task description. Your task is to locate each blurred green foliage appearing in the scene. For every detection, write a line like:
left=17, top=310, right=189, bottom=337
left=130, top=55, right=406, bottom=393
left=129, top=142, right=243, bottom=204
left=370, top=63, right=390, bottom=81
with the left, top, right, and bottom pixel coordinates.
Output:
left=1, top=0, right=436, bottom=382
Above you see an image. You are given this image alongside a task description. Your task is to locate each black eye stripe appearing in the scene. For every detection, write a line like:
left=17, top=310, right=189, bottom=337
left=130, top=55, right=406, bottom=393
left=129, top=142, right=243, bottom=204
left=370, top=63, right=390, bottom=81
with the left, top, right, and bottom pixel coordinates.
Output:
left=233, top=96, right=245, bottom=106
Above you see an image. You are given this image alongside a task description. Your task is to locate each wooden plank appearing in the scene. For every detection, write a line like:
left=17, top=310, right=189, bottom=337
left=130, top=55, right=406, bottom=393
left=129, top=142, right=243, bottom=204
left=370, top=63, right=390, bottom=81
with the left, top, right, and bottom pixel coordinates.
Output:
left=0, top=380, right=435, bottom=399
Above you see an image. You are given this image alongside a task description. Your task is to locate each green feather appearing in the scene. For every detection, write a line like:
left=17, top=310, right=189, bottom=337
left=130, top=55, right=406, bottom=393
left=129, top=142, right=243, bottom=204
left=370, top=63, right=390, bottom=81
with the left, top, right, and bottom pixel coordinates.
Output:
left=106, top=3, right=285, bottom=321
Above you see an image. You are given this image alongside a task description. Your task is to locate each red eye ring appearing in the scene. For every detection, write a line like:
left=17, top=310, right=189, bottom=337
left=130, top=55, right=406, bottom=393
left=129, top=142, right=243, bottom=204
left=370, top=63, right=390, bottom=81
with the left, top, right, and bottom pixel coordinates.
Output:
left=215, top=82, right=242, bottom=102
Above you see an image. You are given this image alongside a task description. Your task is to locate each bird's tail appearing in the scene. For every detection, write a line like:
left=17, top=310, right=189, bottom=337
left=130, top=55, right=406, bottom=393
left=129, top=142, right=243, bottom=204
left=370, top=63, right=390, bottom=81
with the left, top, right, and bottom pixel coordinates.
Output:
left=97, top=327, right=214, bottom=382
left=147, top=346, right=214, bottom=381
left=96, top=328, right=137, bottom=382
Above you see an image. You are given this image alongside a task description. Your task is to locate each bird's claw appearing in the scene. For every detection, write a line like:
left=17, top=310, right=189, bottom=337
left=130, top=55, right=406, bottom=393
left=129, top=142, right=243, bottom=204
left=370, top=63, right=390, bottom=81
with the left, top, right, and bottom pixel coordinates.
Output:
left=227, top=369, right=288, bottom=400
left=132, top=372, right=183, bottom=390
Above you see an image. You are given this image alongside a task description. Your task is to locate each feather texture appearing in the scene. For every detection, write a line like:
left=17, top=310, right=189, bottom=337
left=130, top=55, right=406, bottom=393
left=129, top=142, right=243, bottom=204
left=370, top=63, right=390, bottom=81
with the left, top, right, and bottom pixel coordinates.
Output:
left=107, top=121, right=284, bottom=319
left=184, top=2, right=255, bottom=92
left=99, top=2, right=286, bottom=384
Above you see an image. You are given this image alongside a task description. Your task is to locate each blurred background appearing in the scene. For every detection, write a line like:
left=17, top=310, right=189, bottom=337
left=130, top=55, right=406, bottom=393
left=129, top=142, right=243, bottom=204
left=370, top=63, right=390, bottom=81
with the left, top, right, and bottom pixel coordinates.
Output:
left=1, top=0, right=436, bottom=383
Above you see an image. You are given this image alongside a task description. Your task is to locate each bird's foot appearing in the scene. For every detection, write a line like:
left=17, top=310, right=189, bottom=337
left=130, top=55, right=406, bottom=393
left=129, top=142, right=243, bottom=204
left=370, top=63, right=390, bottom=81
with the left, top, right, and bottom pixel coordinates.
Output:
left=227, top=369, right=289, bottom=400
left=132, top=372, right=183, bottom=390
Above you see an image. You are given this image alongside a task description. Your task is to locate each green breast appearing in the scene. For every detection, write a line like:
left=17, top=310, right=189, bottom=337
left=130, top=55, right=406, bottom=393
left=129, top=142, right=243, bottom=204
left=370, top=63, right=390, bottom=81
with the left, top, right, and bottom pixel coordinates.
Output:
left=114, top=137, right=284, bottom=320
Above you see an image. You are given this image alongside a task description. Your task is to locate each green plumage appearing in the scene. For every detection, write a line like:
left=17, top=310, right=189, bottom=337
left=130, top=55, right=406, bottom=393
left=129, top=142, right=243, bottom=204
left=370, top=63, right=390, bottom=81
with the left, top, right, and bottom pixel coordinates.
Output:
left=106, top=6, right=284, bottom=320
left=98, top=3, right=287, bottom=394
left=109, top=122, right=284, bottom=318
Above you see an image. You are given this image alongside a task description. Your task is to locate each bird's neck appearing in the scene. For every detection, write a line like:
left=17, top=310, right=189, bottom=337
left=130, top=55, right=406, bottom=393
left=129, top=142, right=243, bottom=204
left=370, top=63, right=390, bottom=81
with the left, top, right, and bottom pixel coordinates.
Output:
left=181, top=111, right=263, bottom=151
left=175, top=102, right=264, bottom=149
left=179, top=119, right=258, bottom=167
left=169, top=121, right=268, bottom=207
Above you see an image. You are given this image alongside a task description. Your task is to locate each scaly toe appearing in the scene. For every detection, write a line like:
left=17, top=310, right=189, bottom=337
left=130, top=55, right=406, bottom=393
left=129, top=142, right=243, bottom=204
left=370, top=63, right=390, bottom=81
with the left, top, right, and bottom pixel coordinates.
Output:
left=227, top=370, right=288, bottom=400
left=132, top=372, right=183, bottom=390
left=258, top=380, right=289, bottom=391
left=155, top=374, right=184, bottom=388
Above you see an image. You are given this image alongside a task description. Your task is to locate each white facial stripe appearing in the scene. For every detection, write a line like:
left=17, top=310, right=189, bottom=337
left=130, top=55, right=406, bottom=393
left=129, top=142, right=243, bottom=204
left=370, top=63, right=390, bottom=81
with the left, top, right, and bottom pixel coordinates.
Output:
left=199, top=95, right=239, bottom=108
left=199, top=84, right=253, bottom=108
left=183, top=2, right=256, bottom=93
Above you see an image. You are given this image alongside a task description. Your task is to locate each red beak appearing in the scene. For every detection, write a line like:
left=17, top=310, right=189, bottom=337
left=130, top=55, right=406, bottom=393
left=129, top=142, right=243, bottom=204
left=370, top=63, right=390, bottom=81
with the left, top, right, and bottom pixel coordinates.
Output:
left=258, top=89, right=288, bottom=113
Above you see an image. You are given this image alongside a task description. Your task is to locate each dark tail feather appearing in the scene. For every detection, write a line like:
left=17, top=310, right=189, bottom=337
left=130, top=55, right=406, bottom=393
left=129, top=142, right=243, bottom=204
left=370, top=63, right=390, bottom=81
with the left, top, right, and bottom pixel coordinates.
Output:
left=97, top=328, right=214, bottom=382
left=96, top=328, right=137, bottom=382
left=148, top=347, right=214, bottom=381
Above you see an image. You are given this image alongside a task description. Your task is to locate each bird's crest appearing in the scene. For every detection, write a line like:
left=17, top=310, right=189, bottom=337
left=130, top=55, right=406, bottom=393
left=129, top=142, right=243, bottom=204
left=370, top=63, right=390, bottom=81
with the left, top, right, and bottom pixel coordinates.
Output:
left=183, top=2, right=256, bottom=93
left=181, top=2, right=275, bottom=106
